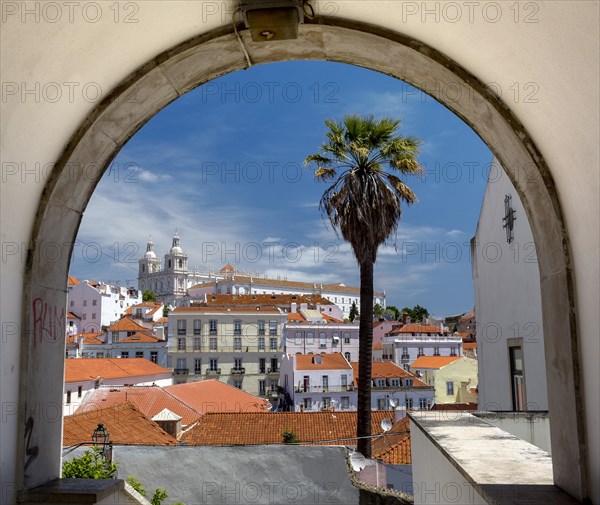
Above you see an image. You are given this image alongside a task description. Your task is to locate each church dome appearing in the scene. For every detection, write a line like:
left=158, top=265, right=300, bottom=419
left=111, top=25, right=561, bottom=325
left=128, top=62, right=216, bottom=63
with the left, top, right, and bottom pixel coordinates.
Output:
left=144, top=236, right=157, bottom=259
left=170, top=232, right=184, bottom=255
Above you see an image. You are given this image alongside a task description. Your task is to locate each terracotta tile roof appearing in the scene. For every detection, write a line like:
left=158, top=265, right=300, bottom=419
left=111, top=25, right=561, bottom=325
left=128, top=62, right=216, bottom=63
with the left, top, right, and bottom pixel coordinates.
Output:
left=66, top=333, right=104, bottom=346
left=164, top=380, right=270, bottom=414
left=287, top=313, right=306, bottom=322
left=463, top=342, right=477, bottom=350
left=67, top=275, right=80, bottom=286
left=67, top=312, right=80, bottom=320
left=295, top=353, right=352, bottom=371
left=373, top=436, right=412, bottom=464
left=63, top=402, right=178, bottom=446
left=431, top=402, right=477, bottom=411
left=124, top=302, right=163, bottom=316
left=172, top=306, right=282, bottom=314
left=321, top=313, right=343, bottom=323
left=182, top=411, right=395, bottom=446
left=220, top=264, right=235, bottom=272
left=202, top=293, right=334, bottom=307
left=64, top=358, right=171, bottom=383
left=77, top=386, right=201, bottom=427
left=155, top=317, right=168, bottom=324
left=371, top=416, right=410, bottom=455
left=391, top=324, right=449, bottom=335
left=350, top=362, right=429, bottom=387
left=410, top=356, right=462, bottom=369
left=372, top=342, right=382, bottom=350
left=460, top=310, right=475, bottom=320
left=106, top=317, right=148, bottom=332
left=119, top=332, right=159, bottom=343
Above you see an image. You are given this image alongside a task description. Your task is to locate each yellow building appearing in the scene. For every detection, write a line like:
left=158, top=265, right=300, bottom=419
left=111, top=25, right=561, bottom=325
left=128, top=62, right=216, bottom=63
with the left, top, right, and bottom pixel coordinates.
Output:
left=410, top=356, right=478, bottom=405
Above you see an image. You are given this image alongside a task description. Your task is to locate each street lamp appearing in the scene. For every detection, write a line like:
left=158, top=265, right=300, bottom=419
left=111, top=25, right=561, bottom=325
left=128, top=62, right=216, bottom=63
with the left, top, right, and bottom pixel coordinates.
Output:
left=92, top=423, right=112, bottom=461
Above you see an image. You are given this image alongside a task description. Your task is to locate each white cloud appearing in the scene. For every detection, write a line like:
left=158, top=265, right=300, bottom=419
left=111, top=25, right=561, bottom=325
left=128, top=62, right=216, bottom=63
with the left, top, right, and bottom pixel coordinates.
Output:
left=446, top=229, right=464, bottom=237
left=137, top=169, right=173, bottom=183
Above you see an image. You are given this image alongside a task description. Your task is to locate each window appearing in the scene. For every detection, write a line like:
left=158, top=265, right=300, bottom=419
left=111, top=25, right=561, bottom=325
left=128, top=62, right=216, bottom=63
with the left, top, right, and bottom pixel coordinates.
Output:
left=303, top=398, right=312, bottom=410
left=390, top=378, right=400, bottom=387
left=307, top=332, right=314, bottom=344
left=70, top=300, right=74, bottom=307
left=258, top=320, right=265, bottom=335
left=417, top=347, right=424, bottom=357
left=258, top=337, right=265, bottom=350
left=509, top=345, right=526, bottom=411
left=176, top=358, right=186, bottom=371
left=177, top=320, right=186, bottom=335
left=377, top=398, right=386, bottom=410
left=177, top=337, right=186, bottom=351
left=270, top=357, right=278, bottom=372
left=209, top=337, right=218, bottom=351
left=66, top=391, right=71, bottom=404
left=446, top=381, right=454, bottom=396
left=234, top=320, right=242, bottom=335
left=77, top=386, right=82, bottom=398
left=433, top=347, right=440, bottom=356
left=234, top=337, right=242, bottom=351
left=83, top=300, right=87, bottom=307
left=209, top=358, right=218, bottom=371
left=259, top=358, right=266, bottom=373
left=322, top=397, right=331, bottom=409
left=209, top=319, right=217, bottom=335
left=341, top=374, right=347, bottom=390
left=269, top=320, right=277, bottom=335
left=344, top=352, right=351, bottom=361
left=234, top=358, right=243, bottom=370
left=92, top=299, right=97, bottom=306
left=322, top=375, right=329, bottom=392
left=91, top=313, right=96, bottom=320
left=405, top=397, right=414, bottom=409
left=136, top=351, right=144, bottom=358
left=341, top=397, right=350, bottom=409
left=405, top=379, right=413, bottom=387
left=150, top=351, right=158, bottom=363
left=319, top=332, right=327, bottom=348
left=343, top=333, right=350, bottom=344
left=82, top=314, right=87, bottom=320
left=233, top=379, right=242, bottom=389
left=419, top=397, right=427, bottom=410
left=259, top=380, right=266, bottom=395
left=194, top=358, right=202, bottom=374
left=450, top=347, right=457, bottom=356
left=121, top=351, right=129, bottom=358
left=193, top=337, right=201, bottom=351
left=295, top=332, right=302, bottom=345
left=269, top=379, right=278, bottom=392
left=269, top=337, right=277, bottom=351
left=193, top=319, right=201, bottom=335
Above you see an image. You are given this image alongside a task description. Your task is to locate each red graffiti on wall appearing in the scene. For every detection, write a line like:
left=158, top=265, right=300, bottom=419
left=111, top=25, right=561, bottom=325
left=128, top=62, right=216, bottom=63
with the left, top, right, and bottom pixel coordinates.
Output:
left=32, top=297, right=65, bottom=349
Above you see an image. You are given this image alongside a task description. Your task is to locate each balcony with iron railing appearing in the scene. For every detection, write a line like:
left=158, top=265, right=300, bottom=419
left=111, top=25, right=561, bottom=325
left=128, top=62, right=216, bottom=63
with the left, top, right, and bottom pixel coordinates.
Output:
left=206, top=368, right=221, bottom=375
left=231, top=367, right=245, bottom=374
left=267, top=367, right=279, bottom=374
left=295, top=385, right=355, bottom=393
left=173, top=368, right=189, bottom=375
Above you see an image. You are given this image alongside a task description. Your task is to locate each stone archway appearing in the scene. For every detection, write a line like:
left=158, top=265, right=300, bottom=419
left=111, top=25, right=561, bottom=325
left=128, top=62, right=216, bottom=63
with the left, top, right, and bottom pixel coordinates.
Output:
left=18, top=20, right=587, bottom=499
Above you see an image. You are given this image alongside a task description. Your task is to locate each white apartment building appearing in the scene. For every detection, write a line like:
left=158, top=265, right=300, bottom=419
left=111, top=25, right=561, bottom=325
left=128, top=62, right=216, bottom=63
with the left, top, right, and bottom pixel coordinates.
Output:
left=279, top=353, right=434, bottom=412
left=167, top=306, right=288, bottom=398
left=472, top=159, right=548, bottom=411
left=66, top=276, right=141, bottom=332
left=382, top=324, right=463, bottom=370
left=63, top=358, right=172, bottom=416
left=284, top=309, right=360, bottom=362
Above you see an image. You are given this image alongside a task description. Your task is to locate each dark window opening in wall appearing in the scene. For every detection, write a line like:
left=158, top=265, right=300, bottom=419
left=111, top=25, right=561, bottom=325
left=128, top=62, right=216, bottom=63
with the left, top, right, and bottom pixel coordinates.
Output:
left=509, top=345, right=526, bottom=411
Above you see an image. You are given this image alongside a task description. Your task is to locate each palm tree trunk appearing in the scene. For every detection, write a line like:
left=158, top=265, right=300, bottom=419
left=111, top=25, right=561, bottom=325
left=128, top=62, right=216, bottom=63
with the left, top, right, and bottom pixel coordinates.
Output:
left=356, top=260, right=374, bottom=457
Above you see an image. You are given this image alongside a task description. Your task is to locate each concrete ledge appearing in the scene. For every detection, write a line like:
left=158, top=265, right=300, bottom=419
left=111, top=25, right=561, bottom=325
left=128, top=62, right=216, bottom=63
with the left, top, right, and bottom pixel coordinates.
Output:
left=19, top=478, right=124, bottom=504
left=408, top=411, right=581, bottom=505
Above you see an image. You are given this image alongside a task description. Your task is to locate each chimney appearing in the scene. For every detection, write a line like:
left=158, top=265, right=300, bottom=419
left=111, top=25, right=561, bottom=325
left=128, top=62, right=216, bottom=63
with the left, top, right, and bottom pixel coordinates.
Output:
left=291, top=302, right=297, bottom=313
left=394, top=406, right=407, bottom=422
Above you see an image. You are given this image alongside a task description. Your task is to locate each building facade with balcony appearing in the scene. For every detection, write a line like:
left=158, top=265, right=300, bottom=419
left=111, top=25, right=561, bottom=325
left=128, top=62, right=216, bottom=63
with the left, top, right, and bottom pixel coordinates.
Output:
left=167, top=306, right=287, bottom=399
left=382, top=324, right=463, bottom=370
left=280, top=354, right=434, bottom=412
left=284, top=309, right=360, bottom=362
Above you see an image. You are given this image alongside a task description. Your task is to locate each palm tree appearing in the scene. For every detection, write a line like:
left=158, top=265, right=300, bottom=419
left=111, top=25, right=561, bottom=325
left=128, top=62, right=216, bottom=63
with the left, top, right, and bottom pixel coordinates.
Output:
left=305, top=115, right=421, bottom=457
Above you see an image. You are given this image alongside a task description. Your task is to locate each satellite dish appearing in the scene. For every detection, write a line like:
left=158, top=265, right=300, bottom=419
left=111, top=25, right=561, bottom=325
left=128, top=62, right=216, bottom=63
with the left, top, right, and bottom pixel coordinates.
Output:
left=389, top=398, right=398, bottom=408
left=350, top=451, right=367, bottom=471
left=381, top=418, right=393, bottom=432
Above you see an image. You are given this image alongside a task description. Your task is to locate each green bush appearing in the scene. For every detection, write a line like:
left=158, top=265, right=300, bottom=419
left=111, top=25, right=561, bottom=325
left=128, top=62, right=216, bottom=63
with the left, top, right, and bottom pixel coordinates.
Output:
left=62, top=447, right=117, bottom=479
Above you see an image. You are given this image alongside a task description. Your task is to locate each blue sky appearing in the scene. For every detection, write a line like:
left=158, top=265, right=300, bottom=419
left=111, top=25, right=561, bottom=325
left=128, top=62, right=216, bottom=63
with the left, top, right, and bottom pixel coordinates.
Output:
left=70, top=60, right=494, bottom=317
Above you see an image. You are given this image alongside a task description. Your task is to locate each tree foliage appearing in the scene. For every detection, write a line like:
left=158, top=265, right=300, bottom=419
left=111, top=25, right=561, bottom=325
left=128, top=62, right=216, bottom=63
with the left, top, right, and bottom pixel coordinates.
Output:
left=62, top=447, right=117, bottom=479
left=282, top=429, right=300, bottom=444
left=401, top=305, right=429, bottom=323
left=143, top=290, right=157, bottom=302
left=349, top=301, right=359, bottom=322
left=306, top=115, right=421, bottom=457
